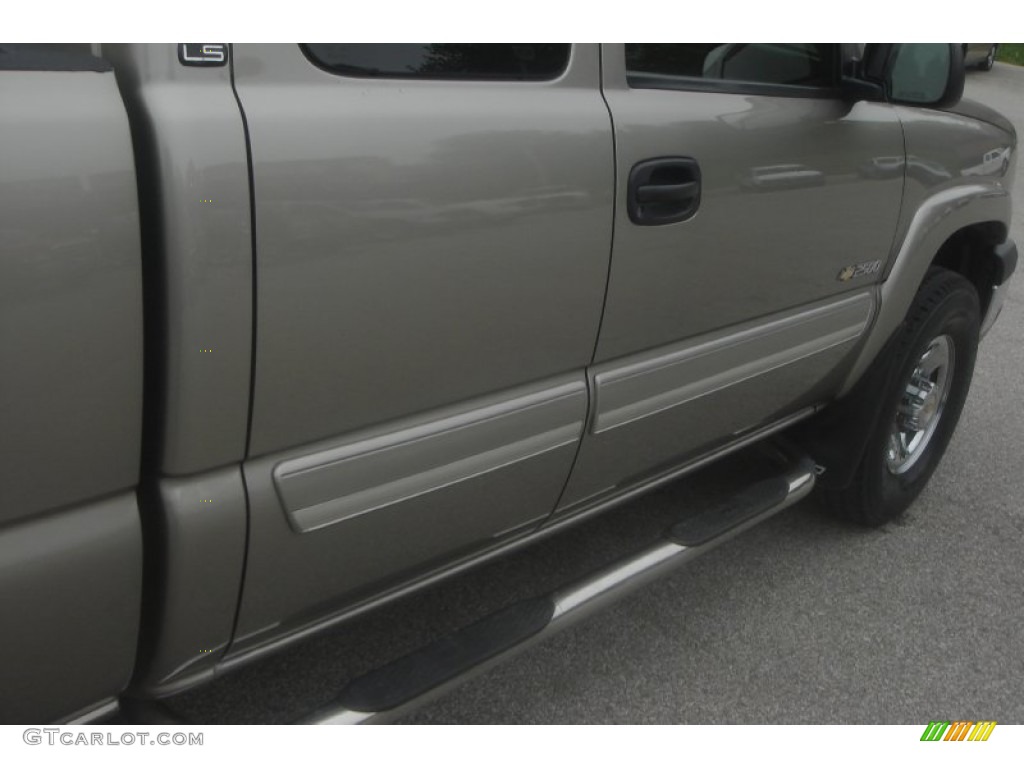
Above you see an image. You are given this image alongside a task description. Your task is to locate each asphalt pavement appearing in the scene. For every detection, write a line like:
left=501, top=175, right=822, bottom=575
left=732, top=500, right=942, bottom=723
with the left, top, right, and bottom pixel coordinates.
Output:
left=165, top=62, right=1024, bottom=725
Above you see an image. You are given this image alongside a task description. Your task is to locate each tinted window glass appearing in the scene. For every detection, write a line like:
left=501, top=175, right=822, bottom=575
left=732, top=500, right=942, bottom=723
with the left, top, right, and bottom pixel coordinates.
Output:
left=626, top=44, right=836, bottom=88
left=303, top=44, right=570, bottom=81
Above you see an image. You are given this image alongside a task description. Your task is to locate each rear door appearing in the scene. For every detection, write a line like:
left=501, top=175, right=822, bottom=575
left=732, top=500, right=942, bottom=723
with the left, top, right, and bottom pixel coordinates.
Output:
left=229, top=44, right=613, bottom=649
left=558, top=44, right=906, bottom=509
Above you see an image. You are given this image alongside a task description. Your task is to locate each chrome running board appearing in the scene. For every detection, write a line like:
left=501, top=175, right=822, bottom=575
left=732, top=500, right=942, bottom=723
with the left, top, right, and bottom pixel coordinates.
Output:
left=303, top=450, right=816, bottom=724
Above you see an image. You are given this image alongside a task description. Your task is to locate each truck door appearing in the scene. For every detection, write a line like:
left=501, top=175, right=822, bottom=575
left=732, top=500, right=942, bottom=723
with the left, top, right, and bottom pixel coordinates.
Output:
left=229, top=44, right=614, bottom=649
left=558, top=44, right=906, bottom=509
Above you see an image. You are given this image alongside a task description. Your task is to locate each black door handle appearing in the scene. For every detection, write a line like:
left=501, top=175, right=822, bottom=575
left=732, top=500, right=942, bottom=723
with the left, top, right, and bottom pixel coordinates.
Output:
left=635, top=181, right=700, bottom=205
left=627, top=157, right=701, bottom=225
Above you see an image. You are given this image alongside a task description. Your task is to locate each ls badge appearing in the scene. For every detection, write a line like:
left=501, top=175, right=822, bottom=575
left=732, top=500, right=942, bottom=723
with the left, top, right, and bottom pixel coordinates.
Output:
left=178, top=44, right=227, bottom=67
left=837, top=260, right=882, bottom=282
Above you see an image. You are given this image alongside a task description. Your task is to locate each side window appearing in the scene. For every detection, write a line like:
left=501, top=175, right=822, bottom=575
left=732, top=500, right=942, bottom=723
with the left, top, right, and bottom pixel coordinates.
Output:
left=625, top=44, right=838, bottom=91
left=302, top=44, right=571, bottom=81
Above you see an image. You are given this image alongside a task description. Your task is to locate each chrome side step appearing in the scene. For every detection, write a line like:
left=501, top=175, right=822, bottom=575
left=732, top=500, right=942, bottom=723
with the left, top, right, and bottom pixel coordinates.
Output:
left=303, top=451, right=817, bottom=725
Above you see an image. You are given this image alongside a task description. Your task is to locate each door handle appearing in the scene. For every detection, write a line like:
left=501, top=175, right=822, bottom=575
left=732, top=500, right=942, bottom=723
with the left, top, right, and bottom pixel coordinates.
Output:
left=627, top=157, right=701, bottom=226
left=635, top=181, right=700, bottom=205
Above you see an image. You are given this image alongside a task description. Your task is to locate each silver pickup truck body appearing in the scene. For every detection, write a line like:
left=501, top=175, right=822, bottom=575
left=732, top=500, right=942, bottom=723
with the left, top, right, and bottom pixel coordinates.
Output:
left=0, top=43, right=1016, bottom=723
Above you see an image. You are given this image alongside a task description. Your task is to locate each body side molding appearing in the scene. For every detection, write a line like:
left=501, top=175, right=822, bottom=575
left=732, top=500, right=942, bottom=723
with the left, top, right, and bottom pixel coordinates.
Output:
left=592, top=291, right=874, bottom=434
left=273, top=379, right=587, bottom=533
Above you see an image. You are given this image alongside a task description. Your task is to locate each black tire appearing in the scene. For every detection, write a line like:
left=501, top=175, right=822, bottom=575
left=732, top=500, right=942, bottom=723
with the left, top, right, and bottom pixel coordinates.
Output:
left=824, top=269, right=980, bottom=526
left=979, top=45, right=997, bottom=71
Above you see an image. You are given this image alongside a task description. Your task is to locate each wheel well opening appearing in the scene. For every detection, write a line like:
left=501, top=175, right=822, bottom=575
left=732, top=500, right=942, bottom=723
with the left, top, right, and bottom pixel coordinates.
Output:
left=929, top=222, right=1007, bottom=316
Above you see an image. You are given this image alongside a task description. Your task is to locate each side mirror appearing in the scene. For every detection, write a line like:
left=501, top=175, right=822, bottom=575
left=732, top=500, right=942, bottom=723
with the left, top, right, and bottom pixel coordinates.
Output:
left=860, top=43, right=965, bottom=108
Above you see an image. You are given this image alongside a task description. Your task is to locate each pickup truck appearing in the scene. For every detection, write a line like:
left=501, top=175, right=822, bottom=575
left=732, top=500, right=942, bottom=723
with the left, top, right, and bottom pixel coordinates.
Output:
left=0, top=42, right=1017, bottom=725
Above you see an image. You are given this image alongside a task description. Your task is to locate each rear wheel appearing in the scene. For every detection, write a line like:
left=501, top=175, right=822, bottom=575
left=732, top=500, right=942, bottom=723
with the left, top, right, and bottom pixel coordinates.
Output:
left=824, top=269, right=980, bottom=525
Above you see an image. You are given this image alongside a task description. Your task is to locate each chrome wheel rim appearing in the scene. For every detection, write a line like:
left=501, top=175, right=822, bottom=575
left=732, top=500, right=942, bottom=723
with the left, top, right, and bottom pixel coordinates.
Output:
left=886, top=335, right=955, bottom=475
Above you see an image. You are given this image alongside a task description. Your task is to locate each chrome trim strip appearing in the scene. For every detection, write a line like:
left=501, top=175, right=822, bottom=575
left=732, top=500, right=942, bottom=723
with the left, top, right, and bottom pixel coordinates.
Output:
left=274, top=380, right=586, bottom=533
left=549, top=457, right=815, bottom=623
left=312, top=709, right=370, bottom=725
left=62, top=698, right=120, bottom=725
left=305, top=453, right=816, bottom=724
left=592, top=292, right=873, bottom=434
left=551, top=542, right=684, bottom=618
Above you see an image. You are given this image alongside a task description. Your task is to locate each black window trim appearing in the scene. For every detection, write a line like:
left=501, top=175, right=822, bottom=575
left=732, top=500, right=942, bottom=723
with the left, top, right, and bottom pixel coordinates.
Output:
left=299, top=43, right=573, bottom=84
